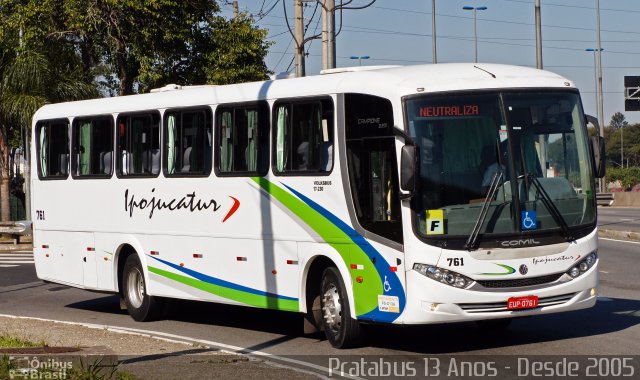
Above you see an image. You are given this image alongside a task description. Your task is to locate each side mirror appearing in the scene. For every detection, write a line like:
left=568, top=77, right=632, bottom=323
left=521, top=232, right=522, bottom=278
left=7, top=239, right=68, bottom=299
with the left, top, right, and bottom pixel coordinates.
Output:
left=400, top=145, right=417, bottom=194
left=591, top=135, right=606, bottom=178
left=585, top=114, right=601, bottom=135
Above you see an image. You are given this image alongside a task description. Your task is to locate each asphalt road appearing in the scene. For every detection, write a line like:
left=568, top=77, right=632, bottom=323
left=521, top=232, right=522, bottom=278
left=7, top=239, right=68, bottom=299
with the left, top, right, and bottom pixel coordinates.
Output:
left=1, top=237, right=638, bottom=369
left=597, top=207, right=640, bottom=232
left=0, top=251, right=36, bottom=287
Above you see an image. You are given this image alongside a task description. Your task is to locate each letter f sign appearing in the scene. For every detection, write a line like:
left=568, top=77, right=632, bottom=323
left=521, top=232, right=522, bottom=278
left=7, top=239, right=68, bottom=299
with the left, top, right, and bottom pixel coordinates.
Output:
left=426, top=209, right=444, bottom=235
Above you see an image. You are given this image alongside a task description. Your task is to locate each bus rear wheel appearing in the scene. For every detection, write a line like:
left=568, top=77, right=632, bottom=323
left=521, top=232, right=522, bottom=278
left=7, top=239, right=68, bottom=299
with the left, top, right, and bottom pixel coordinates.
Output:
left=122, top=254, right=163, bottom=321
left=320, top=267, right=362, bottom=348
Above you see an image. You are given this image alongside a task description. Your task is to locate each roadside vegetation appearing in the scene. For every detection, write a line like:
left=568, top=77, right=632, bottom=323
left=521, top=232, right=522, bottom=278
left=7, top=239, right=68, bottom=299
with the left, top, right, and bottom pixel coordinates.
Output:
left=0, top=334, right=44, bottom=348
left=589, top=112, right=640, bottom=191
left=0, top=334, right=143, bottom=379
left=0, top=0, right=272, bottom=221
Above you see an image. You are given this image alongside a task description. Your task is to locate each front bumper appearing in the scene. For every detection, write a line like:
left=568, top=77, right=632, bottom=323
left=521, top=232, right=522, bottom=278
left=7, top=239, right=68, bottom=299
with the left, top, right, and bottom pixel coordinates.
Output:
left=398, top=262, right=598, bottom=324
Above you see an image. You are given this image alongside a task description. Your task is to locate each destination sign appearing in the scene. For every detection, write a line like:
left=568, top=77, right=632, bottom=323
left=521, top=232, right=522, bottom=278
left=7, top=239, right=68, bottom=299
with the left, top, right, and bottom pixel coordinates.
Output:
left=419, top=105, right=480, bottom=117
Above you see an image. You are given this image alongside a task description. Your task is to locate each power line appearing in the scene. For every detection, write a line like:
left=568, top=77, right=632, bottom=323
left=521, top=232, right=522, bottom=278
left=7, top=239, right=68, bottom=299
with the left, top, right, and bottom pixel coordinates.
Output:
left=244, top=1, right=640, bottom=38
left=269, top=49, right=640, bottom=70
left=255, top=4, right=640, bottom=41
left=256, top=0, right=281, bottom=21
left=334, top=0, right=377, bottom=11
left=502, top=0, right=640, bottom=14
left=331, top=25, right=640, bottom=56
left=264, top=21, right=640, bottom=56
left=367, top=5, right=640, bottom=36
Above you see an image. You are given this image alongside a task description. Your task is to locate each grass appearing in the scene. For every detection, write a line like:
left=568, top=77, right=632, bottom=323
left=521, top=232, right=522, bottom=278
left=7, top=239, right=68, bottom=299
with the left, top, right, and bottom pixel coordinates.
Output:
left=0, top=335, right=140, bottom=380
left=0, top=335, right=46, bottom=348
left=116, top=372, right=142, bottom=380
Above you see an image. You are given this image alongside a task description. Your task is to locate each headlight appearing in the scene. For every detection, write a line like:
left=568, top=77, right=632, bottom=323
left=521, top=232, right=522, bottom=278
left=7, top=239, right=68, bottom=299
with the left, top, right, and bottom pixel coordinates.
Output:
left=414, top=263, right=474, bottom=289
left=567, top=251, right=598, bottom=279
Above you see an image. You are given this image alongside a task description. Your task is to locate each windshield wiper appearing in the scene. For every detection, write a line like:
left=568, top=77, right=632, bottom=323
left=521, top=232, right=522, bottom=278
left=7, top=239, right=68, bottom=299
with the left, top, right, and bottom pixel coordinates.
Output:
left=522, top=173, right=574, bottom=241
left=465, top=170, right=504, bottom=251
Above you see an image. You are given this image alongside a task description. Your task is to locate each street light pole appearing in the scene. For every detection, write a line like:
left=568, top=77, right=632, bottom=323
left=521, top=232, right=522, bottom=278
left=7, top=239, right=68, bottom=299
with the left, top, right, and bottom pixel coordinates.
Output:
left=463, top=6, right=487, bottom=63
left=596, top=0, right=604, bottom=135
left=350, top=55, right=369, bottom=66
left=535, top=0, right=542, bottom=69
left=585, top=49, right=603, bottom=127
left=432, top=0, right=437, bottom=64
left=586, top=47, right=606, bottom=191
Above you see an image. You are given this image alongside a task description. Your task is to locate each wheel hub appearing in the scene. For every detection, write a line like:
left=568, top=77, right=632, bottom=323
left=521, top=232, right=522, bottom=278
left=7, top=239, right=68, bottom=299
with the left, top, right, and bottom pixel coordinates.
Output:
left=127, top=267, right=145, bottom=309
left=322, top=284, right=342, bottom=332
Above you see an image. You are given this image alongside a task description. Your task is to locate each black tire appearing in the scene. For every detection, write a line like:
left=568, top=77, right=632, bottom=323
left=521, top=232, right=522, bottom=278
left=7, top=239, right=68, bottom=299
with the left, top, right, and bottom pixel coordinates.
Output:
left=122, top=254, right=164, bottom=321
left=320, top=267, right=362, bottom=348
left=475, top=318, right=512, bottom=329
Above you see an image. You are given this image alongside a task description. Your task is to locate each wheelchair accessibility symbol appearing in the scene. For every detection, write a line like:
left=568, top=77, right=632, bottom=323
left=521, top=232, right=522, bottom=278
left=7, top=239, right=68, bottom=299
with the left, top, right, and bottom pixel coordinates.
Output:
left=521, top=211, right=537, bottom=230
left=383, top=276, right=392, bottom=292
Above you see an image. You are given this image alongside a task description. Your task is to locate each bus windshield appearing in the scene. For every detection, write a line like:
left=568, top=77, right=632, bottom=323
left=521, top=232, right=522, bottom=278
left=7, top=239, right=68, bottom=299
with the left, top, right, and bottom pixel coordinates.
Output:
left=406, top=91, right=596, bottom=247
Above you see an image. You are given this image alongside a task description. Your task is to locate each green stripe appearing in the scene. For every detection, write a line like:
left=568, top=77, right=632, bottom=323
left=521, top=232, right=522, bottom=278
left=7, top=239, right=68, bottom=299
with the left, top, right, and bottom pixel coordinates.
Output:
left=148, top=266, right=299, bottom=312
left=480, top=264, right=516, bottom=276
left=251, top=177, right=382, bottom=316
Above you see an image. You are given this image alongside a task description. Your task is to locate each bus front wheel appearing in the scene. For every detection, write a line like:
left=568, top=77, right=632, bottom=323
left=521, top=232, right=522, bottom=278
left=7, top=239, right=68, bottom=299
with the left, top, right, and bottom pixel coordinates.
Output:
left=320, top=267, right=362, bottom=348
left=122, top=254, right=163, bottom=321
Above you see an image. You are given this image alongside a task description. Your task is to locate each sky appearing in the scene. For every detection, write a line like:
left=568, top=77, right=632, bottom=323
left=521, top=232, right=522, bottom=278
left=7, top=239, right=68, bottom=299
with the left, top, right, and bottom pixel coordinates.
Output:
left=220, top=0, right=640, bottom=125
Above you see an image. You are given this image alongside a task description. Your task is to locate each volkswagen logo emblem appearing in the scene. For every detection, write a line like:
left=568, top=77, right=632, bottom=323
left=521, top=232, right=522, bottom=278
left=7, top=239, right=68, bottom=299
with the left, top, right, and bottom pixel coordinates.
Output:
left=519, top=264, right=529, bottom=275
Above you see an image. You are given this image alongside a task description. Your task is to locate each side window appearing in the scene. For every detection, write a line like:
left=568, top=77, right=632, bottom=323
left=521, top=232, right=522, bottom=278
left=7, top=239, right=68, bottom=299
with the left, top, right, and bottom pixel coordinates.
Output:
left=345, top=94, right=402, bottom=244
left=216, top=102, right=269, bottom=176
left=117, top=112, right=160, bottom=176
left=36, top=120, right=69, bottom=179
left=274, top=98, right=334, bottom=174
left=72, top=117, right=114, bottom=178
left=164, top=108, right=212, bottom=176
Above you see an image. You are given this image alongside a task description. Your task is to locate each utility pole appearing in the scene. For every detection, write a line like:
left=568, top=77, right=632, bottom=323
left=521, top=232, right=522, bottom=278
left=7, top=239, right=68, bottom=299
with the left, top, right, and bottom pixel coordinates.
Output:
left=233, top=1, right=239, bottom=19
left=596, top=0, right=606, bottom=190
left=621, top=121, right=624, bottom=168
left=322, top=0, right=336, bottom=70
left=535, top=0, right=542, bottom=69
left=535, top=0, right=547, bottom=176
left=432, top=0, right=437, bottom=64
left=294, top=0, right=305, bottom=77
left=535, top=0, right=546, bottom=175
left=596, top=0, right=604, bottom=133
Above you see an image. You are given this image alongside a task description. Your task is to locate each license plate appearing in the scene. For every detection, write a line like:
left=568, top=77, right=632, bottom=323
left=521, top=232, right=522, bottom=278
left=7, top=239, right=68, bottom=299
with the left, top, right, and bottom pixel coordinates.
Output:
left=507, top=295, right=539, bottom=310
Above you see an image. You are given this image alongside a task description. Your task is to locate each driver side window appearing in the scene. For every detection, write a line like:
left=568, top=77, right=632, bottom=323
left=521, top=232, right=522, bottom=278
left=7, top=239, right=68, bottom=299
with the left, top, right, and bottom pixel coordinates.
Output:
left=345, top=94, right=402, bottom=244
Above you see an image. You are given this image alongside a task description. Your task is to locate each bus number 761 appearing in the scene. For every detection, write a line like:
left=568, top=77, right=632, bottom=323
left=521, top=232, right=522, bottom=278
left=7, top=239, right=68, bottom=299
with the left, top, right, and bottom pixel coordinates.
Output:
left=447, top=258, right=464, bottom=267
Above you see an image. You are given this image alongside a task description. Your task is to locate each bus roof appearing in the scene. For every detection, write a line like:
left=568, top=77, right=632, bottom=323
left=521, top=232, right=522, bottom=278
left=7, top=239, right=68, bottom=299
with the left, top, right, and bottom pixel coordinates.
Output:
left=33, top=63, right=575, bottom=122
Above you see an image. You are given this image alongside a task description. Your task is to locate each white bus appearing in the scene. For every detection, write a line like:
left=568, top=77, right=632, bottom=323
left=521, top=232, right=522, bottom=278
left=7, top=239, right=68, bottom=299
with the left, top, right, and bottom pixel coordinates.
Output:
left=31, top=64, right=605, bottom=348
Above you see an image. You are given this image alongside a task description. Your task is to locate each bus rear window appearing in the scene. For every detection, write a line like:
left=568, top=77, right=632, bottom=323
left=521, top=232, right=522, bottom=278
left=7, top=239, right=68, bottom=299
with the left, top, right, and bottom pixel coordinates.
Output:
left=117, top=112, right=161, bottom=177
left=72, top=117, right=114, bottom=178
left=164, top=108, right=212, bottom=177
left=36, top=120, right=70, bottom=179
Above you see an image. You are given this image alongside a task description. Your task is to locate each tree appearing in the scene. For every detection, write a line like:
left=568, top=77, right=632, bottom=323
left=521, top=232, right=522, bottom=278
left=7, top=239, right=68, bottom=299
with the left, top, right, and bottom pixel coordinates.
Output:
left=609, top=111, right=629, bottom=130
left=0, top=40, right=97, bottom=220
left=605, top=123, right=640, bottom=168
left=0, top=1, right=271, bottom=220
left=204, top=15, right=271, bottom=85
left=60, top=1, right=271, bottom=95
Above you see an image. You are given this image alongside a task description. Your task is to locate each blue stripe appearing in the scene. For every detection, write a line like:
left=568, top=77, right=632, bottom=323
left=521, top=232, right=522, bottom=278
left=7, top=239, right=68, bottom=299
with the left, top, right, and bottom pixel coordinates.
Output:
left=147, top=255, right=298, bottom=301
left=282, top=183, right=406, bottom=322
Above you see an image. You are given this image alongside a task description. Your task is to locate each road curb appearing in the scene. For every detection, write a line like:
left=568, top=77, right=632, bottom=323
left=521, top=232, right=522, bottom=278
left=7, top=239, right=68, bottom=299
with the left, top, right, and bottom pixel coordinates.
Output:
left=598, top=229, right=640, bottom=242
left=0, top=244, right=33, bottom=252
left=0, top=314, right=339, bottom=379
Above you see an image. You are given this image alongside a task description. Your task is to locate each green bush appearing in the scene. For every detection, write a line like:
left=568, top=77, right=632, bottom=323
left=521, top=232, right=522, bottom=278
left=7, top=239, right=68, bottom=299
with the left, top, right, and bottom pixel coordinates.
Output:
left=606, top=167, right=640, bottom=189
